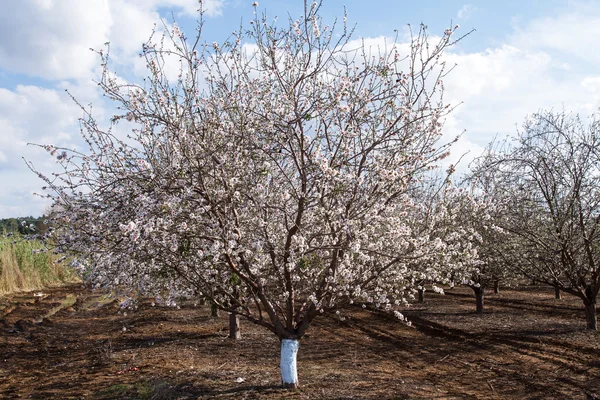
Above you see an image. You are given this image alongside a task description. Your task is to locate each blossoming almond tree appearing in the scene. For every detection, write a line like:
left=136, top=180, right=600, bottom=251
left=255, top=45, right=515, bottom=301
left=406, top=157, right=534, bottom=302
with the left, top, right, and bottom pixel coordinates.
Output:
left=406, top=178, right=508, bottom=312
left=443, top=186, right=512, bottom=312
left=30, top=1, right=465, bottom=388
left=402, top=177, right=470, bottom=303
left=470, top=110, right=600, bottom=329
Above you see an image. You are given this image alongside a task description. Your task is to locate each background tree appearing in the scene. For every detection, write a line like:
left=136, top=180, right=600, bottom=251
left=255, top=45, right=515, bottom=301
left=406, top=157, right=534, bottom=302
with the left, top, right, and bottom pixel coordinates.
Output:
left=0, top=218, right=20, bottom=234
left=403, top=175, right=469, bottom=305
left=410, top=180, right=507, bottom=313
left=471, top=110, right=600, bottom=329
left=446, top=185, right=512, bottom=312
left=30, top=1, right=465, bottom=388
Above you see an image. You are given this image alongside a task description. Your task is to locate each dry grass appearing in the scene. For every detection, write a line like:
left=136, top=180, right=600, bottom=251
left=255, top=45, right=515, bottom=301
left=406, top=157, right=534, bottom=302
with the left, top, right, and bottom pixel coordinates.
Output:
left=0, top=236, right=77, bottom=296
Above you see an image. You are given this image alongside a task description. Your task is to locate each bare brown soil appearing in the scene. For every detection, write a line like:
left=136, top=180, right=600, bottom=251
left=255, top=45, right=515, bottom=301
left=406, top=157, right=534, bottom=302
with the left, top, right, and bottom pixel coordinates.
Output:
left=1, top=284, right=599, bottom=399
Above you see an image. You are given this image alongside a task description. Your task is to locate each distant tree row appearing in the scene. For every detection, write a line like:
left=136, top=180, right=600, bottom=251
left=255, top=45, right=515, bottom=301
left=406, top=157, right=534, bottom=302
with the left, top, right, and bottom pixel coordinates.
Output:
left=468, top=110, right=600, bottom=330
left=0, top=217, right=49, bottom=236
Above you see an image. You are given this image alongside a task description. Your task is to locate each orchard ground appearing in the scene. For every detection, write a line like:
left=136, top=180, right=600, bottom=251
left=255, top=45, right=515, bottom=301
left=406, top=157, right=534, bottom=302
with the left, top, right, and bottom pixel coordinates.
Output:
left=1, top=284, right=599, bottom=399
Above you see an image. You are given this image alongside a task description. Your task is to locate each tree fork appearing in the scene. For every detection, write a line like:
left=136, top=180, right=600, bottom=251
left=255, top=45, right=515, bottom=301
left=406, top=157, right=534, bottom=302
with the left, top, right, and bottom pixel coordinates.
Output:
left=554, top=282, right=561, bottom=300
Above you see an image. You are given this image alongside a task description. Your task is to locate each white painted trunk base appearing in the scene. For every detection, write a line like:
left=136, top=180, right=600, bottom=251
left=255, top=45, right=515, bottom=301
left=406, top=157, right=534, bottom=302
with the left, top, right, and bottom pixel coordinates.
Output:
left=280, top=339, right=299, bottom=387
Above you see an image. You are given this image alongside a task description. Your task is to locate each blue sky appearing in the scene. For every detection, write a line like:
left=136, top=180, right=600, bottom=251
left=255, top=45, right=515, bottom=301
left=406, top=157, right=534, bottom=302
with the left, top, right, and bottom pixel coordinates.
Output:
left=1, top=0, right=600, bottom=218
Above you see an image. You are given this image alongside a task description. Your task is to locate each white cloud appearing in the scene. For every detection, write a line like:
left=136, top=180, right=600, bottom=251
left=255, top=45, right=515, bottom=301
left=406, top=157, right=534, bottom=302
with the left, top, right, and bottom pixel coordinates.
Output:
left=509, top=7, right=600, bottom=64
left=0, top=178, right=53, bottom=218
left=457, top=4, right=476, bottom=21
left=0, top=85, right=80, bottom=144
left=433, top=7, right=600, bottom=173
left=581, top=76, right=600, bottom=92
left=0, top=0, right=223, bottom=81
left=127, top=0, right=224, bottom=17
left=442, top=45, right=557, bottom=142
left=0, top=84, right=86, bottom=218
left=0, top=1, right=112, bottom=80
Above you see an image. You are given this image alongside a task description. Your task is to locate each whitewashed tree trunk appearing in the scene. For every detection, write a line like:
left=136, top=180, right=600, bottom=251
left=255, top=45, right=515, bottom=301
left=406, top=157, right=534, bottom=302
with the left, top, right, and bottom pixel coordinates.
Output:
left=280, top=339, right=299, bottom=389
left=229, top=312, right=241, bottom=340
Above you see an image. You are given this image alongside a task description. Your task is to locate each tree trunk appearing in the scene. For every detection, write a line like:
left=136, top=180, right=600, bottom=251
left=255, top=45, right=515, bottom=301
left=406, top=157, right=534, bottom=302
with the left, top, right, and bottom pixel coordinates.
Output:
left=584, top=285, right=597, bottom=330
left=493, top=280, right=500, bottom=294
left=472, top=286, right=484, bottom=313
left=229, top=312, right=241, bottom=340
left=584, top=302, right=597, bottom=330
left=211, top=303, right=219, bottom=318
left=280, top=339, right=299, bottom=389
left=417, top=288, right=424, bottom=304
left=554, top=282, right=561, bottom=300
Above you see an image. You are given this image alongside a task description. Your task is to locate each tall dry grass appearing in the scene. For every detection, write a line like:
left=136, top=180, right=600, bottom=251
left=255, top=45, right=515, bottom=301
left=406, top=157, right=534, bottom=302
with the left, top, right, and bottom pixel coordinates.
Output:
left=0, top=236, right=77, bottom=296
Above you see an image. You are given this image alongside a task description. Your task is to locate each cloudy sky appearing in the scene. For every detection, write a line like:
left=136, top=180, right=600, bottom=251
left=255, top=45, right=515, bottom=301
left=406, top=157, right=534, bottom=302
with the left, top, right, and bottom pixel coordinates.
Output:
left=1, top=0, right=599, bottom=218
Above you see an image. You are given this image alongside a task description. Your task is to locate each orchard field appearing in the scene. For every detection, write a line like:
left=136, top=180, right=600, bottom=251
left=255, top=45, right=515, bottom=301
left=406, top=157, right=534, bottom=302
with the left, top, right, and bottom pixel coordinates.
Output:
left=6, top=0, right=600, bottom=398
left=1, top=284, right=598, bottom=399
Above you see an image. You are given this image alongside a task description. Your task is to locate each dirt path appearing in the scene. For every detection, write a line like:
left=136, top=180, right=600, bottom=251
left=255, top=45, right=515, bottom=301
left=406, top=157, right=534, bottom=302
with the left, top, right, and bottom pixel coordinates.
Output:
left=0, top=285, right=598, bottom=399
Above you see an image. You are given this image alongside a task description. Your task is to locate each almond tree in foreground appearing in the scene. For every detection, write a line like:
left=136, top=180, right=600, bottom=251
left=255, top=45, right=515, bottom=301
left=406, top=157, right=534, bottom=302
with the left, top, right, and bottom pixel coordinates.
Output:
left=30, top=1, right=465, bottom=388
